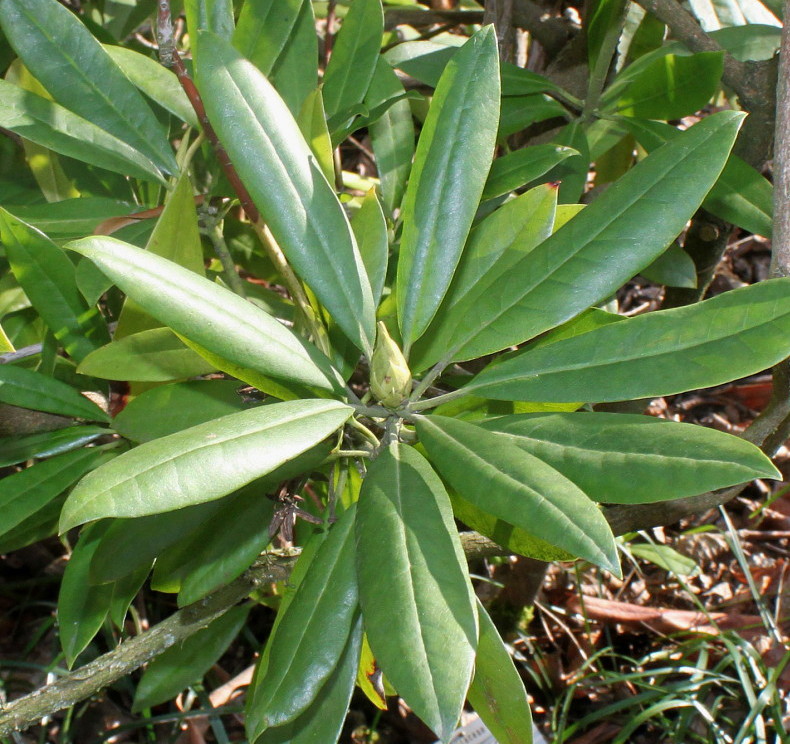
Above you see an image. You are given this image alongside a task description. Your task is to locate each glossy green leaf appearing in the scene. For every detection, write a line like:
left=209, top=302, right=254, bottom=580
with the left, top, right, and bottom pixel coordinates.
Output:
left=58, top=521, right=115, bottom=667
left=0, top=0, right=177, bottom=174
left=411, top=184, right=558, bottom=372
left=623, top=117, right=773, bottom=238
left=415, top=415, right=620, bottom=575
left=103, top=45, right=200, bottom=128
left=397, top=27, right=500, bottom=350
left=551, top=121, right=590, bottom=204
left=113, top=380, right=247, bottom=444
left=498, top=94, right=568, bottom=139
left=254, top=614, right=363, bottom=744
left=450, top=492, right=573, bottom=562
left=246, top=506, right=358, bottom=736
left=423, top=111, right=744, bottom=366
left=0, top=493, right=65, bottom=554
left=629, top=543, right=699, bottom=576
left=0, top=364, right=109, bottom=421
left=641, top=242, right=697, bottom=288
left=59, top=399, right=351, bottom=530
left=469, top=278, right=790, bottom=404
left=356, top=443, right=477, bottom=741
left=78, top=328, right=217, bottom=382
left=0, top=85, right=159, bottom=184
left=108, top=564, right=150, bottom=629
left=7, top=199, right=138, bottom=240
left=237, top=0, right=318, bottom=116
left=151, top=461, right=320, bottom=601
left=482, top=145, right=576, bottom=201
left=297, top=88, right=335, bottom=184
left=384, top=39, right=559, bottom=96
left=322, top=0, right=383, bottom=122
left=0, top=208, right=109, bottom=361
left=604, top=52, right=724, bottom=120
left=0, top=425, right=107, bottom=467
left=185, top=0, right=235, bottom=57
left=0, top=448, right=110, bottom=540
left=115, top=173, right=206, bottom=339
left=133, top=604, right=250, bottom=711
left=0, top=321, right=13, bottom=352
left=481, top=412, right=779, bottom=504
left=195, top=31, right=375, bottom=355
left=367, top=57, right=414, bottom=215
left=468, top=600, right=533, bottom=744
left=233, top=0, right=302, bottom=75
left=67, top=237, right=344, bottom=394
left=89, top=500, right=225, bottom=583
left=352, top=190, right=388, bottom=306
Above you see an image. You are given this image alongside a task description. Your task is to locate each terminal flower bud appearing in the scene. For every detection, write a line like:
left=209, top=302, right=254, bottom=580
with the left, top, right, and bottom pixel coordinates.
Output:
left=370, top=321, right=412, bottom=408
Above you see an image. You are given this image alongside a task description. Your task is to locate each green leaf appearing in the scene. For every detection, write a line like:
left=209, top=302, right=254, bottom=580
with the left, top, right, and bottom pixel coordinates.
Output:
left=58, top=521, right=115, bottom=667
left=171, top=484, right=277, bottom=605
left=322, top=0, right=383, bottom=123
left=185, top=0, right=235, bottom=57
left=67, top=237, right=344, bottom=394
left=481, top=412, right=779, bottom=504
left=115, top=173, right=206, bottom=339
left=0, top=208, right=109, bottom=361
left=355, top=443, right=477, bottom=741
left=0, top=0, right=178, bottom=174
left=397, top=27, right=500, bottom=351
left=0, top=448, right=110, bottom=540
left=254, top=614, right=363, bottom=744
left=233, top=0, right=302, bottom=75
left=7, top=199, right=138, bottom=240
left=415, top=415, right=620, bottom=575
left=108, top=564, right=150, bottom=629
left=604, top=52, right=724, bottom=120
left=103, top=45, right=200, bottom=129
left=411, top=184, right=558, bottom=372
left=78, top=328, right=217, bottom=382
left=641, top=242, right=697, bottom=288
left=425, top=111, right=744, bottom=365
left=0, top=425, right=107, bottom=467
left=623, top=117, right=773, bottom=238
left=384, top=39, right=559, bottom=96
left=59, top=399, right=352, bottom=530
left=112, top=380, right=247, bottom=443
left=133, top=604, right=250, bottom=711
left=469, top=278, right=790, bottom=404
left=0, top=364, right=109, bottom=421
left=0, top=320, right=13, bottom=352
left=629, top=543, right=699, bottom=576
left=89, top=500, right=225, bottom=583
left=0, top=493, right=64, bottom=554
left=246, top=506, right=358, bottom=736
left=450, top=492, right=574, bottom=562
left=482, top=145, right=576, bottom=201
left=352, top=189, right=388, bottom=306
left=468, top=600, right=533, bottom=744
left=297, top=88, right=335, bottom=184
left=366, top=57, right=414, bottom=215
left=113, top=380, right=249, bottom=442
left=498, top=94, right=568, bottom=139
left=195, top=31, right=375, bottom=356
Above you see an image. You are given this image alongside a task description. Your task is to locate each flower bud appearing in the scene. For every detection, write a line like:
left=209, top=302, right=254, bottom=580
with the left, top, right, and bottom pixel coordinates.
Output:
left=370, top=321, right=412, bottom=408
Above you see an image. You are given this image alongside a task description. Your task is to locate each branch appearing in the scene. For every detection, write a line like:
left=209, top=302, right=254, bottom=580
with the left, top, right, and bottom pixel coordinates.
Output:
left=0, top=557, right=297, bottom=737
left=771, top=0, right=790, bottom=277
